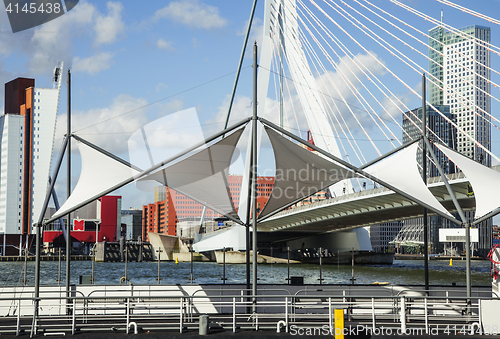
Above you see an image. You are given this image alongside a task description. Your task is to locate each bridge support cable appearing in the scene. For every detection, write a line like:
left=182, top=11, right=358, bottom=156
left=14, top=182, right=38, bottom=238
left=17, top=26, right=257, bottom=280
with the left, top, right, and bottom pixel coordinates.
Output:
left=319, top=0, right=500, bottom=146
left=437, top=0, right=500, bottom=27
left=275, top=0, right=366, bottom=169
left=332, top=0, right=500, bottom=137
left=357, top=0, right=500, bottom=113
left=306, top=0, right=500, bottom=164
left=297, top=8, right=397, bottom=151
left=296, top=16, right=383, bottom=157
left=297, top=5, right=402, bottom=146
left=297, top=2, right=420, bottom=144
left=298, top=0, right=448, bottom=162
left=390, top=0, right=500, bottom=56
left=358, top=0, right=500, bottom=141
left=269, top=36, right=305, bottom=141
left=303, top=0, right=447, bottom=146
left=294, top=27, right=372, bottom=163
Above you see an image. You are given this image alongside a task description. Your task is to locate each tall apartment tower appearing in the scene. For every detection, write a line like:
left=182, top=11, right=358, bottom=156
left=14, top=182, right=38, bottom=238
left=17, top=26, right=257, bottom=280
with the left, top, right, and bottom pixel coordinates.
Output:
left=0, top=65, right=63, bottom=237
left=428, top=25, right=492, bottom=256
left=429, top=25, right=491, bottom=165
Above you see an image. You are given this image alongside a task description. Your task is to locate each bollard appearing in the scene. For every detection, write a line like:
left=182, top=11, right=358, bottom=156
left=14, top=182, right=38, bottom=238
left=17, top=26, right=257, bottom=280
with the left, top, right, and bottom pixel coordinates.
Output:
left=199, top=314, right=209, bottom=335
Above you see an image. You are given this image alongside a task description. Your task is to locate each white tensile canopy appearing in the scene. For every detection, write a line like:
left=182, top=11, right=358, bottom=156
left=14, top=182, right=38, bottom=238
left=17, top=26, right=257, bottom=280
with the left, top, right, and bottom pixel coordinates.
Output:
left=50, top=128, right=245, bottom=224
left=137, top=128, right=244, bottom=220
left=435, top=143, right=500, bottom=220
left=50, top=120, right=485, bottom=228
left=51, top=140, right=140, bottom=221
left=258, top=127, right=361, bottom=219
left=363, top=142, right=453, bottom=218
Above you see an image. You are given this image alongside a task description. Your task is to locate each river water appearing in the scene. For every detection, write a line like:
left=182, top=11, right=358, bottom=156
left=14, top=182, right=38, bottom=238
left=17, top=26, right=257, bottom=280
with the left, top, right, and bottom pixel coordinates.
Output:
left=0, top=259, right=492, bottom=287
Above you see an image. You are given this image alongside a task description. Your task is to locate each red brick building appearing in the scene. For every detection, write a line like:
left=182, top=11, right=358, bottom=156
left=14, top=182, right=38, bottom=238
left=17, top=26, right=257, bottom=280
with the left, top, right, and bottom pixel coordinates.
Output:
left=142, top=175, right=275, bottom=239
left=142, top=189, right=177, bottom=241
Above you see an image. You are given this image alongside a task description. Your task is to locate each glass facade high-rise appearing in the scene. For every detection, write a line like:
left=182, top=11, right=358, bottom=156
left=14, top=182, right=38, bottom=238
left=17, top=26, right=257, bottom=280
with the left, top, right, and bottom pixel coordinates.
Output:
left=429, top=25, right=491, bottom=166
left=402, top=105, right=456, bottom=178
left=393, top=25, right=493, bottom=257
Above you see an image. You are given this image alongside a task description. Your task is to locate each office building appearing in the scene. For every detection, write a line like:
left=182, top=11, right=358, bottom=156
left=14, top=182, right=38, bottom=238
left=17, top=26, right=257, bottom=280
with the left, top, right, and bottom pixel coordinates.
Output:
left=121, top=209, right=143, bottom=241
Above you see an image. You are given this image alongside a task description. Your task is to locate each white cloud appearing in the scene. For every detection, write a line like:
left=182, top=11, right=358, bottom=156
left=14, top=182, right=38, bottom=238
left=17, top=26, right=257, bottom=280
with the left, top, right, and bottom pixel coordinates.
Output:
left=73, top=52, right=114, bottom=74
left=0, top=1, right=125, bottom=76
left=153, top=0, right=227, bottom=30
left=29, top=1, right=95, bottom=74
left=156, top=38, right=175, bottom=51
left=155, top=83, right=168, bottom=92
left=94, top=2, right=125, bottom=46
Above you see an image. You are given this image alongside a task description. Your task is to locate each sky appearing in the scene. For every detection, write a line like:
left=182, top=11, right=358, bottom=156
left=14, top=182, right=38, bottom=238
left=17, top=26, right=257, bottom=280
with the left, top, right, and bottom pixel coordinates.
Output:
left=0, top=0, right=500, bottom=215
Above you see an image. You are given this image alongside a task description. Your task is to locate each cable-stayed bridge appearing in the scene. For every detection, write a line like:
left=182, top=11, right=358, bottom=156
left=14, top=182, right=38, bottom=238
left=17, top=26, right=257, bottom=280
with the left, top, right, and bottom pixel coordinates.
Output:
left=257, top=168, right=478, bottom=234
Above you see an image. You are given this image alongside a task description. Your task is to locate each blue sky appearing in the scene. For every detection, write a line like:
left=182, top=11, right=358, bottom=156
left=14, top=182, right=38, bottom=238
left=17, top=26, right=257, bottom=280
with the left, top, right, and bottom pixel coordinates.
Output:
left=1, top=0, right=500, bottom=213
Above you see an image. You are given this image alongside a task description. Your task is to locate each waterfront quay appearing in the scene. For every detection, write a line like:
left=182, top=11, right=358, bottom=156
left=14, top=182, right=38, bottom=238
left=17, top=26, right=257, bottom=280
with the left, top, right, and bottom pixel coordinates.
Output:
left=0, top=283, right=498, bottom=338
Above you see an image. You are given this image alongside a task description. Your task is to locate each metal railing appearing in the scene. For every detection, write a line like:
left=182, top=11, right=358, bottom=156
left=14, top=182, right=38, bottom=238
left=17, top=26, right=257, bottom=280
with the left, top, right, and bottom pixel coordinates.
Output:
left=0, top=287, right=497, bottom=336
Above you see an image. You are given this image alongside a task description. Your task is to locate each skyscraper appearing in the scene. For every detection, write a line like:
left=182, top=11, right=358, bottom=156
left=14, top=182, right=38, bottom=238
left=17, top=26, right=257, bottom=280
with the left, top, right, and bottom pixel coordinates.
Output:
left=429, top=25, right=491, bottom=165
left=0, top=66, right=63, bottom=240
left=402, top=105, right=456, bottom=177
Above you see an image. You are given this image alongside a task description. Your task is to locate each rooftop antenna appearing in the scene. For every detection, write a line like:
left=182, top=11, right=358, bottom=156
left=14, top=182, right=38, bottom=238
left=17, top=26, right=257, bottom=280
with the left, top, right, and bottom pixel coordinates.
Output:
left=441, top=9, right=443, bottom=23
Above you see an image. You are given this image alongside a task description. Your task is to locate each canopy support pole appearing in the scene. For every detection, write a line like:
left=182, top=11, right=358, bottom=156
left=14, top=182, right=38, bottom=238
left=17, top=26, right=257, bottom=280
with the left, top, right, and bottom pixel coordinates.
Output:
left=66, top=69, right=72, bottom=310
left=251, top=42, right=259, bottom=315
left=423, top=137, right=466, bottom=223
left=32, top=135, right=70, bottom=335
left=466, top=222, right=472, bottom=314
left=422, top=73, right=429, bottom=295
